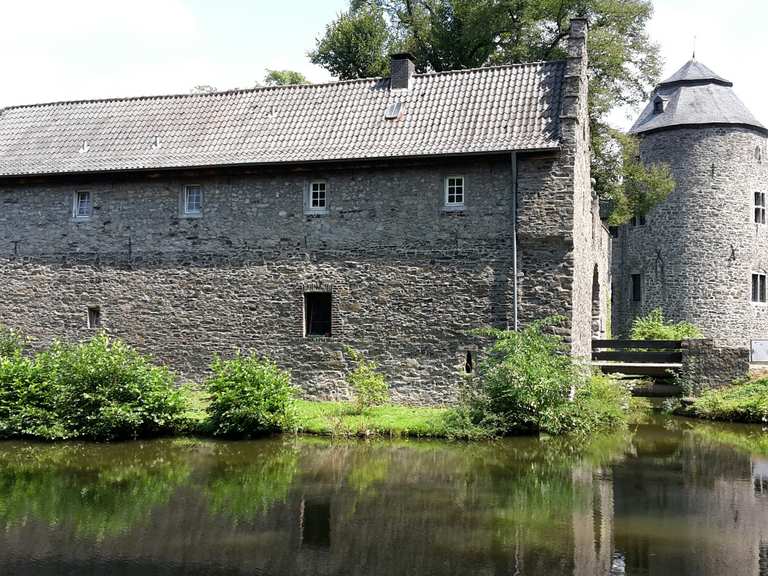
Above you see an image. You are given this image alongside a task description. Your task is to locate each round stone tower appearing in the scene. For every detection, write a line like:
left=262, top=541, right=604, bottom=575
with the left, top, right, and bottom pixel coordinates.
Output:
left=613, top=60, right=768, bottom=348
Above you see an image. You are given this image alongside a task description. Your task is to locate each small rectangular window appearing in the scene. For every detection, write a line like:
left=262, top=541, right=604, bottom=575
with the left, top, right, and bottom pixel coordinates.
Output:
left=304, top=292, right=332, bottom=337
left=755, top=192, right=766, bottom=224
left=445, top=176, right=464, bottom=207
left=183, top=185, right=203, bottom=215
left=310, top=181, right=327, bottom=210
left=87, top=306, right=101, bottom=329
left=752, top=273, right=767, bottom=303
left=630, top=214, right=646, bottom=227
left=73, top=190, right=92, bottom=219
left=631, top=274, right=642, bottom=302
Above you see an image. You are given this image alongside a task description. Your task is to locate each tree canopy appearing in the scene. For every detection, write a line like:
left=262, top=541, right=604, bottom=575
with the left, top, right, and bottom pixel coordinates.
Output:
left=263, top=69, right=310, bottom=86
left=310, top=0, right=675, bottom=222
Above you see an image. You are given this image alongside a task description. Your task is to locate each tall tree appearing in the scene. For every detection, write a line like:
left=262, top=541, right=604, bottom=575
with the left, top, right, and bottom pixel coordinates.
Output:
left=310, top=0, right=674, bottom=222
left=263, top=69, right=310, bottom=86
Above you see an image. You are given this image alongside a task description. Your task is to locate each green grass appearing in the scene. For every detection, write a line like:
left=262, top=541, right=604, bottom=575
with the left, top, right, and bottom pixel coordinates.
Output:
left=689, top=378, right=768, bottom=424
left=178, top=387, right=451, bottom=438
left=293, top=400, right=450, bottom=438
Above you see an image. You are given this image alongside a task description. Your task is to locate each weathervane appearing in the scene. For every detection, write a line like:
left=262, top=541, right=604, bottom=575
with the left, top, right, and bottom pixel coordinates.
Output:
left=692, top=35, right=697, bottom=60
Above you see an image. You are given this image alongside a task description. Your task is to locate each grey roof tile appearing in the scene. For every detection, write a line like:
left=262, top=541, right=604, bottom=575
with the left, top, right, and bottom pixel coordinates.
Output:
left=0, top=61, right=565, bottom=177
left=630, top=59, right=765, bottom=135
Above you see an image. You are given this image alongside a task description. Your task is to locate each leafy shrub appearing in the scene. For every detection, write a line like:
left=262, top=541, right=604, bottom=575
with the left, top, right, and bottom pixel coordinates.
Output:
left=345, top=347, right=389, bottom=413
left=0, top=325, right=24, bottom=358
left=206, top=353, right=296, bottom=437
left=0, top=353, right=64, bottom=439
left=0, top=334, right=185, bottom=441
left=40, top=335, right=186, bottom=440
left=630, top=308, right=701, bottom=340
left=690, top=379, right=768, bottom=423
left=453, top=319, right=628, bottom=436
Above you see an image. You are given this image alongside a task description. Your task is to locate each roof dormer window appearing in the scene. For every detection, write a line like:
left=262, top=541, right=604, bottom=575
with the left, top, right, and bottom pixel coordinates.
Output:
left=653, top=97, right=666, bottom=114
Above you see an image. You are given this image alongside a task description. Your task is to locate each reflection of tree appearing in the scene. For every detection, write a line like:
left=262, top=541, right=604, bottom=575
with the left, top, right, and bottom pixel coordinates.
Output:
left=206, top=441, right=298, bottom=523
left=0, top=441, right=191, bottom=539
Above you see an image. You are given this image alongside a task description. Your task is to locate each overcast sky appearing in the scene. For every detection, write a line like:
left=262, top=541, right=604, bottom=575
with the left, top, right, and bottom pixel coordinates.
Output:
left=0, top=0, right=764, bottom=129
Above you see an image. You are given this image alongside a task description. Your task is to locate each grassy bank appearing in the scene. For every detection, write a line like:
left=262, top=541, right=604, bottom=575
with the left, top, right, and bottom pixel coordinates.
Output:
left=182, top=388, right=451, bottom=438
left=683, top=378, right=768, bottom=424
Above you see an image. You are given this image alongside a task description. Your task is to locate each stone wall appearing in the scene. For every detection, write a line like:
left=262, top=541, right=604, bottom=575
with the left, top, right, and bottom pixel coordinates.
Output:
left=680, top=339, right=750, bottom=393
left=0, top=146, right=604, bottom=403
left=612, top=125, right=768, bottom=350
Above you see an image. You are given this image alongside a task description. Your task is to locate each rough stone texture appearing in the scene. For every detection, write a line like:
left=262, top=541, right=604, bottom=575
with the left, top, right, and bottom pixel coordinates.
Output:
left=612, top=125, right=768, bottom=351
left=0, top=22, right=607, bottom=405
left=0, top=156, right=607, bottom=404
left=681, top=339, right=750, bottom=392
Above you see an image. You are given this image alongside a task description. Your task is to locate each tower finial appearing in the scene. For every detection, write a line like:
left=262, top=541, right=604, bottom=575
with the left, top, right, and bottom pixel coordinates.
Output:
left=692, top=35, right=697, bottom=60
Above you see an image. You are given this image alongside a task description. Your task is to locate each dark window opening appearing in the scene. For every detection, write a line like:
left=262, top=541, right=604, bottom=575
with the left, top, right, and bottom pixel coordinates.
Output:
left=465, top=351, right=474, bottom=373
left=609, top=226, right=619, bottom=238
left=653, top=98, right=665, bottom=114
left=301, top=499, right=331, bottom=548
left=630, top=214, right=646, bottom=227
left=305, top=292, right=332, bottom=336
left=753, top=274, right=767, bottom=303
left=87, top=306, right=101, bottom=329
left=631, top=274, right=642, bottom=303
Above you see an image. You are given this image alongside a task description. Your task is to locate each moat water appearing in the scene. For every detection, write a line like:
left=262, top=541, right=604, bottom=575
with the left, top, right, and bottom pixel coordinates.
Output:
left=0, top=415, right=766, bottom=575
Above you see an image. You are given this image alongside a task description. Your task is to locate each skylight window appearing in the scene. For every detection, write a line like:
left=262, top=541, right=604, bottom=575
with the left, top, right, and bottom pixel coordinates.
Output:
left=384, top=101, right=403, bottom=120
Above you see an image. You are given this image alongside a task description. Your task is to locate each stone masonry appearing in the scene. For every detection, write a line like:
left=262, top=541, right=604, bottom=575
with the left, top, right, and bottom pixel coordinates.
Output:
left=0, top=19, right=609, bottom=404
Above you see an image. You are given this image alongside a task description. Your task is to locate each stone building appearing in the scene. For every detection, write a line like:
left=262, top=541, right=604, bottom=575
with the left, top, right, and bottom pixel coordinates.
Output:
left=612, top=59, right=768, bottom=355
left=0, top=19, right=609, bottom=404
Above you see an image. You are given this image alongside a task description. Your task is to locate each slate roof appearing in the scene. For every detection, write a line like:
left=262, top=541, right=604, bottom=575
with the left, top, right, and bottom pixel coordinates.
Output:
left=0, top=61, right=566, bottom=177
left=630, top=59, right=766, bottom=135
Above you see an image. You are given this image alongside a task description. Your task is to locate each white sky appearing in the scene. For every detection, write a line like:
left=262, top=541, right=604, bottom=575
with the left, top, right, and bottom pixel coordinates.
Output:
left=0, top=0, right=765, bottom=129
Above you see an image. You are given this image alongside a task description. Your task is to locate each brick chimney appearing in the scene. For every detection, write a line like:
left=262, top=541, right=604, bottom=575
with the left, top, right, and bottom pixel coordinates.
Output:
left=390, top=53, right=416, bottom=90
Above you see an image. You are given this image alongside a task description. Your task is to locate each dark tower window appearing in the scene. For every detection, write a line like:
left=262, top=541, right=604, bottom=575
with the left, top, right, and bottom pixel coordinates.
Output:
left=465, top=351, right=474, bottom=373
left=87, top=306, right=101, bottom=329
left=304, top=293, right=332, bottom=337
left=752, top=274, right=767, bottom=303
left=653, top=97, right=665, bottom=114
left=631, top=274, right=642, bottom=302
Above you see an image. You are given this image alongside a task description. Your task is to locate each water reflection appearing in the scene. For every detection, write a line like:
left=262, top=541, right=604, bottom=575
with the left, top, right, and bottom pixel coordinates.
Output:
left=0, top=417, right=764, bottom=575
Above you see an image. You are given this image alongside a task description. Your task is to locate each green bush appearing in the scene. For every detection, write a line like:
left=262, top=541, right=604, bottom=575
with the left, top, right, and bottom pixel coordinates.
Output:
left=345, top=347, right=389, bottom=413
left=206, top=353, right=296, bottom=437
left=0, top=334, right=185, bottom=441
left=630, top=308, right=702, bottom=340
left=0, top=352, right=64, bottom=439
left=690, top=379, right=768, bottom=423
left=0, top=325, right=24, bottom=358
left=453, top=319, right=628, bottom=436
left=40, top=335, right=186, bottom=440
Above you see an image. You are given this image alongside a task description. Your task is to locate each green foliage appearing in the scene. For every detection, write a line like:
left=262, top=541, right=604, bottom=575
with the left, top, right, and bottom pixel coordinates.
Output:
left=344, top=347, right=389, bottom=413
left=312, top=0, right=667, bottom=220
left=453, top=319, right=628, bottom=436
left=206, top=353, right=297, bottom=437
left=263, top=69, right=310, bottom=86
left=0, top=325, right=24, bottom=358
left=0, top=334, right=185, bottom=441
left=630, top=308, right=702, bottom=340
left=310, top=2, right=392, bottom=79
left=43, top=335, right=185, bottom=440
left=690, top=379, right=768, bottom=424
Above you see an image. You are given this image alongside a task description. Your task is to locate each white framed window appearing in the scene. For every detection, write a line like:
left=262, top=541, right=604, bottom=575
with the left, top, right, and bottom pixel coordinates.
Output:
left=444, top=176, right=464, bottom=207
left=752, top=273, right=767, bottom=303
left=183, top=185, right=203, bottom=216
left=755, top=192, right=766, bottom=224
left=305, top=181, right=328, bottom=214
left=72, top=190, right=92, bottom=219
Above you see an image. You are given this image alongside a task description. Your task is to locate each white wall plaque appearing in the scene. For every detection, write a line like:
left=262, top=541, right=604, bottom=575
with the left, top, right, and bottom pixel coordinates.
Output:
left=751, top=340, right=768, bottom=363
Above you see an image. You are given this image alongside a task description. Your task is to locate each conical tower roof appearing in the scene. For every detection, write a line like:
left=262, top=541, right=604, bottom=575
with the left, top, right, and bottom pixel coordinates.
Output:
left=629, top=60, right=765, bottom=135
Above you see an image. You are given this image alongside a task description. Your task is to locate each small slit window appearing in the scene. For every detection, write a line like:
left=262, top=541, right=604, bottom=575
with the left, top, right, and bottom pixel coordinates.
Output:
left=753, top=273, right=767, bottom=303
left=304, top=292, right=332, bottom=337
left=445, top=176, right=464, bottom=207
left=183, top=185, right=203, bottom=215
left=87, top=306, right=101, bottom=329
left=755, top=192, right=766, bottom=224
left=631, top=274, right=642, bottom=303
left=464, top=351, right=474, bottom=374
left=73, top=190, right=92, bottom=219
